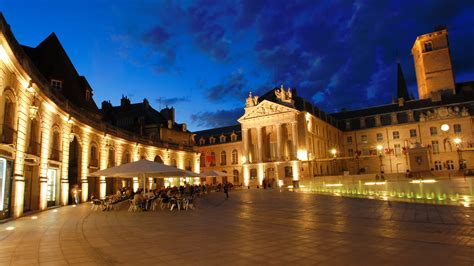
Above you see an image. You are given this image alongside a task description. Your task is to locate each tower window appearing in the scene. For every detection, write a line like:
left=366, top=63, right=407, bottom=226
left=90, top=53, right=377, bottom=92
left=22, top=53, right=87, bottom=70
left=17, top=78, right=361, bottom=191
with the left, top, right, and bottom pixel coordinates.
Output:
left=424, top=41, right=433, bottom=52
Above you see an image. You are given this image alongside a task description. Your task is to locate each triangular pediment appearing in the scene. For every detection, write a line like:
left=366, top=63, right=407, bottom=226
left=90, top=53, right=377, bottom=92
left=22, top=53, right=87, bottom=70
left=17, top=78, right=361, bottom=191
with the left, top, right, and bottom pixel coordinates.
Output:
left=238, top=100, right=298, bottom=122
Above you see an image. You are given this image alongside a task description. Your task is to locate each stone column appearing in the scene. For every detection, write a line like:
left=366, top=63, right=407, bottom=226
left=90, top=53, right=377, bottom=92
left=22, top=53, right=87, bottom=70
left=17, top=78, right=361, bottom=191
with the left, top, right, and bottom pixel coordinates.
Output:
left=99, top=138, right=108, bottom=199
left=257, top=126, right=263, bottom=162
left=12, top=88, right=31, bottom=217
left=243, top=164, right=250, bottom=187
left=276, top=123, right=282, bottom=161
left=132, top=145, right=140, bottom=192
left=291, top=122, right=299, bottom=159
left=60, top=122, right=72, bottom=206
left=242, top=128, right=249, bottom=163
left=39, top=105, right=52, bottom=210
left=80, top=130, right=90, bottom=202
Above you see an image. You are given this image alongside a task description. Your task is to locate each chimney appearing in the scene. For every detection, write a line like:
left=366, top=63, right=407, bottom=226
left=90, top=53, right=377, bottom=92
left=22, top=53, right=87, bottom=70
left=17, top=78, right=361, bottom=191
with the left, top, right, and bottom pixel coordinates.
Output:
left=161, top=107, right=175, bottom=122
left=101, top=100, right=112, bottom=110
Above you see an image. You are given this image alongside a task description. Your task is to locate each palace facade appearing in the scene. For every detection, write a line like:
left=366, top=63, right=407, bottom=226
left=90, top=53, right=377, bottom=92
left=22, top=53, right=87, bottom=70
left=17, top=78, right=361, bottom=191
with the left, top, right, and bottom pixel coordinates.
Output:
left=0, top=14, right=199, bottom=220
left=196, top=26, right=474, bottom=188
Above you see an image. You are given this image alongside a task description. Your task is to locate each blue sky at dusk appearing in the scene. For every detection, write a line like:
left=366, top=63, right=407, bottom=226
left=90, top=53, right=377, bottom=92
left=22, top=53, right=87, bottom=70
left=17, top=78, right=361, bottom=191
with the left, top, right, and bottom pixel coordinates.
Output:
left=2, top=1, right=474, bottom=130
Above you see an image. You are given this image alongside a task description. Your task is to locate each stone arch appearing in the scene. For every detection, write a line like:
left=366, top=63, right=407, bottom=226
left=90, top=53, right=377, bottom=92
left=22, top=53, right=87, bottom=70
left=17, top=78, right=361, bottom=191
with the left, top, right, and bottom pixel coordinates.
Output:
left=154, top=155, right=163, bottom=163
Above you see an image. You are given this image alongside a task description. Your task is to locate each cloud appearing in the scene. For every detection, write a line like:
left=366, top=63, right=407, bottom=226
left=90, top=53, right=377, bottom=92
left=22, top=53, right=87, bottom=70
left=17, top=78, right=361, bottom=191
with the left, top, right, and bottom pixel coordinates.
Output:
left=155, top=96, right=190, bottom=106
left=207, top=69, right=248, bottom=102
left=190, top=107, right=244, bottom=128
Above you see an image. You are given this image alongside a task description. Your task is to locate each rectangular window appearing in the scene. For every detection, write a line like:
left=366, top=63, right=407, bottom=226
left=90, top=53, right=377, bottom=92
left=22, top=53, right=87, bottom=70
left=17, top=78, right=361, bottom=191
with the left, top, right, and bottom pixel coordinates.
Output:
left=454, top=124, right=462, bottom=133
left=348, top=149, right=354, bottom=157
left=393, top=131, right=400, bottom=139
left=284, top=166, right=292, bottom=178
left=51, top=79, right=62, bottom=90
left=376, top=133, right=383, bottom=142
left=362, top=149, right=369, bottom=156
left=430, top=127, right=437, bottom=136
left=394, top=144, right=401, bottom=156
left=409, top=129, right=417, bottom=138
left=432, top=141, right=439, bottom=154
left=361, top=135, right=368, bottom=143
left=347, top=136, right=352, bottom=144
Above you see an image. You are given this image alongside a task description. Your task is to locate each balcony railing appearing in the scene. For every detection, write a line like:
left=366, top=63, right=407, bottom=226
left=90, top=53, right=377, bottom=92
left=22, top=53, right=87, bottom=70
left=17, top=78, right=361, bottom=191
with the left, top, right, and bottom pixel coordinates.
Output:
left=2, top=125, right=16, bottom=144
left=49, top=148, right=62, bottom=161
left=28, top=140, right=41, bottom=156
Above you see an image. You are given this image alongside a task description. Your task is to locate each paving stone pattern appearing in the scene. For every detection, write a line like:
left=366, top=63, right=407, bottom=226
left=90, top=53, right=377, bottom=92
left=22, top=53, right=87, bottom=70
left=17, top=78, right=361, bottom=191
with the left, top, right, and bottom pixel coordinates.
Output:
left=0, top=190, right=473, bottom=265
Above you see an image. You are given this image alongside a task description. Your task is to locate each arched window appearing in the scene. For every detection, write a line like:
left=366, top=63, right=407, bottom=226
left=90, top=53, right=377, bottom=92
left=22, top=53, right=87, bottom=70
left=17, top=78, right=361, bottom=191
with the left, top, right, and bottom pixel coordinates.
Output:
left=210, top=152, right=216, bottom=166
left=2, top=96, right=16, bottom=144
left=50, top=130, right=61, bottom=161
left=172, top=159, right=177, bottom=167
left=90, top=144, right=98, bottom=167
left=123, top=151, right=131, bottom=163
left=434, top=161, right=442, bottom=171
left=200, top=153, right=205, bottom=167
left=108, top=148, right=115, bottom=167
left=199, top=138, right=205, bottom=145
left=220, top=151, right=226, bottom=165
left=233, top=169, right=239, bottom=184
left=231, top=149, right=238, bottom=164
left=220, top=135, right=226, bottom=143
left=186, top=159, right=192, bottom=170
left=28, top=119, right=40, bottom=156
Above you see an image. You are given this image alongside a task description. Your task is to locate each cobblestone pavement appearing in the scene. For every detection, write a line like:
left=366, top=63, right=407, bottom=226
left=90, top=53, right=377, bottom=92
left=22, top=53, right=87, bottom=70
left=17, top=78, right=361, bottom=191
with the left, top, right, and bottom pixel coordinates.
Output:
left=0, top=190, right=473, bottom=265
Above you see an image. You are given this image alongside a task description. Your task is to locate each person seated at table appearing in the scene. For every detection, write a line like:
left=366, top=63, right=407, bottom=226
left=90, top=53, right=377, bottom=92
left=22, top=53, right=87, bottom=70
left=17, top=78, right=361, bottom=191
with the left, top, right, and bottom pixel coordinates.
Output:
left=133, top=191, right=144, bottom=208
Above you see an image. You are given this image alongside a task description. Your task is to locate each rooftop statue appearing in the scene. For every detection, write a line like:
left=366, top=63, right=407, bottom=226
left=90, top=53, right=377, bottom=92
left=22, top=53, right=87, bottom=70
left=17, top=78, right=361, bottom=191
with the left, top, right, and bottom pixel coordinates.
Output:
left=275, top=85, right=294, bottom=104
left=245, top=91, right=259, bottom=107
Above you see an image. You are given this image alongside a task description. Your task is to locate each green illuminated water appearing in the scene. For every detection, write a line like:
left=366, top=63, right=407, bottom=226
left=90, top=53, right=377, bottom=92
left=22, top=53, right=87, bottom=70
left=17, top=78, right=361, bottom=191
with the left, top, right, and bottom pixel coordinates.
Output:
left=298, top=176, right=473, bottom=207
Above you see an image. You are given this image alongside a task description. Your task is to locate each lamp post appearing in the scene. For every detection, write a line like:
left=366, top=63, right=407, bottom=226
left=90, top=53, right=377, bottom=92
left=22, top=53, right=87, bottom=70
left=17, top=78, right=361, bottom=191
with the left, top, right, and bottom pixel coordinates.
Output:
left=454, top=137, right=464, bottom=170
left=376, top=145, right=384, bottom=175
left=330, top=148, right=337, bottom=175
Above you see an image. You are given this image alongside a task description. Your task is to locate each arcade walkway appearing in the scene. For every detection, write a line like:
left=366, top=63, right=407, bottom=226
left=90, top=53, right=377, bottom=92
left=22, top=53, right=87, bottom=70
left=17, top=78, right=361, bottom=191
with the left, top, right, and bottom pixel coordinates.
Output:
left=0, top=190, right=473, bottom=265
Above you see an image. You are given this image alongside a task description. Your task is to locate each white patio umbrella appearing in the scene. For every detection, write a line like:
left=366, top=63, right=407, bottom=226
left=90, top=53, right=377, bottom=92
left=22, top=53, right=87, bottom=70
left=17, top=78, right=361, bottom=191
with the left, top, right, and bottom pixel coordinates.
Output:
left=90, top=159, right=201, bottom=192
left=200, top=170, right=234, bottom=177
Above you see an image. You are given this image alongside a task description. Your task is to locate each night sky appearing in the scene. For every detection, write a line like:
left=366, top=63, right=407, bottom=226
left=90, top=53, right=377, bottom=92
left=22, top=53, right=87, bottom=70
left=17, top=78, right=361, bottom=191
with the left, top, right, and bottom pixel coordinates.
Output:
left=2, top=1, right=474, bottom=130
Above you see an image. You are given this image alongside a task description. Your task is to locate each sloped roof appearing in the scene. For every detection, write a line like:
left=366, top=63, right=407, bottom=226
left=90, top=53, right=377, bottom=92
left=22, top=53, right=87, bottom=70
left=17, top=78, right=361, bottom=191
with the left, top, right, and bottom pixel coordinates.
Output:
left=194, top=124, right=241, bottom=146
left=21, top=33, right=100, bottom=113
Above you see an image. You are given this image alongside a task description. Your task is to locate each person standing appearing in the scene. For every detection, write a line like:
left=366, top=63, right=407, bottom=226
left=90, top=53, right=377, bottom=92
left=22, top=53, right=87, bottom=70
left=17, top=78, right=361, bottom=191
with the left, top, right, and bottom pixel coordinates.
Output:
left=223, top=182, right=229, bottom=200
left=71, top=184, right=81, bottom=205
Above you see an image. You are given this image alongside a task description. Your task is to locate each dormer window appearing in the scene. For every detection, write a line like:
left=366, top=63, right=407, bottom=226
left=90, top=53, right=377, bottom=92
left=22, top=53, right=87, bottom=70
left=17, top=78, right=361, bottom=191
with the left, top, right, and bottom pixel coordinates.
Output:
left=85, top=89, right=91, bottom=101
left=220, top=135, right=226, bottom=143
left=230, top=134, right=237, bottom=142
left=199, top=138, right=205, bottom=145
left=210, top=137, right=215, bottom=144
left=51, top=79, right=62, bottom=90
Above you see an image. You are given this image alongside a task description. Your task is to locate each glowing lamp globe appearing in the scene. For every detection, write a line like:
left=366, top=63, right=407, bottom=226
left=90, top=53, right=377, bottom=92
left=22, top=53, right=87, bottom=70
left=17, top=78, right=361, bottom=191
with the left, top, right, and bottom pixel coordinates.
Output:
left=454, top=138, right=461, bottom=144
left=441, top=124, right=450, bottom=132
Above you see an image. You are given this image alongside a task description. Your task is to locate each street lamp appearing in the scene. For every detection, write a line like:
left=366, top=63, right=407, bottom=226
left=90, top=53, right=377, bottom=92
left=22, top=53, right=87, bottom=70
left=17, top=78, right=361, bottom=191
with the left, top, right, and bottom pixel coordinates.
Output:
left=441, top=124, right=450, bottom=132
left=330, top=148, right=337, bottom=175
left=454, top=137, right=464, bottom=170
left=376, top=145, right=384, bottom=175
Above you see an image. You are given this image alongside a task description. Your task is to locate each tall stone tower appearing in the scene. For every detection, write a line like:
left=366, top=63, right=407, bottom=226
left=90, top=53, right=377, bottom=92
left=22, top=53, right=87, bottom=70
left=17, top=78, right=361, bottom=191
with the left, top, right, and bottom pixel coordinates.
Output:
left=411, top=26, right=455, bottom=99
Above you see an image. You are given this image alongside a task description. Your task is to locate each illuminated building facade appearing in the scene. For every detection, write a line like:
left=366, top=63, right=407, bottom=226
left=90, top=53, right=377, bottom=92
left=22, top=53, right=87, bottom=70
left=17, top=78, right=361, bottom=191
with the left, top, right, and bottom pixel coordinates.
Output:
left=0, top=14, right=199, bottom=220
left=197, top=26, right=474, bottom=188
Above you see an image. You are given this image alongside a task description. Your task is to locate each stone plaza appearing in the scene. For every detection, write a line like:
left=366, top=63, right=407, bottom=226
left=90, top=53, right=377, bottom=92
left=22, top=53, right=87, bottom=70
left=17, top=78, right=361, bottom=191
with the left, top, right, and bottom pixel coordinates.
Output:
left=0, top=190, right=472, bottom=265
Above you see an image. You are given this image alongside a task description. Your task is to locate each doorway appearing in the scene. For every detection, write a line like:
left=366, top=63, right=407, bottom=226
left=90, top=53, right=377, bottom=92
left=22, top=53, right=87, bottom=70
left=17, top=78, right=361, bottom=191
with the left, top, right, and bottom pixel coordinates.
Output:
left=68, top=136, right=81, bottom=204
